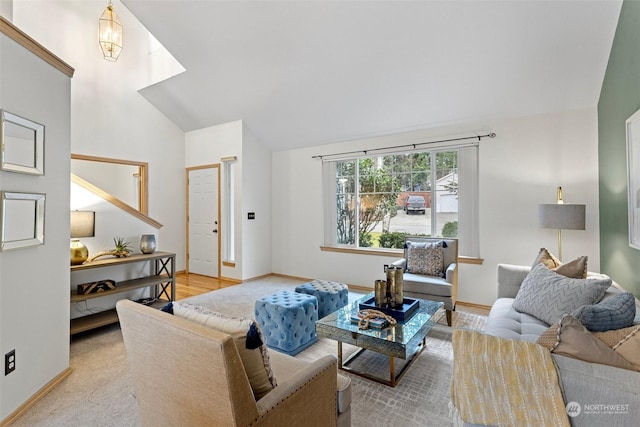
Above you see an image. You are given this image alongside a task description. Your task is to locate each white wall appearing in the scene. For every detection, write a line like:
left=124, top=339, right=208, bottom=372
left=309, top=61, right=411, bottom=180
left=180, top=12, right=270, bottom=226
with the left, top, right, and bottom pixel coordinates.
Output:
left=272, top=108, right=600, bottom=306
left=0, top=32, right=71, bottom=420
left=241, top=124, right=272, bottom=279
left=186, top=121, right=244, bottom=280
left=13, top=0, right=186, bottom=270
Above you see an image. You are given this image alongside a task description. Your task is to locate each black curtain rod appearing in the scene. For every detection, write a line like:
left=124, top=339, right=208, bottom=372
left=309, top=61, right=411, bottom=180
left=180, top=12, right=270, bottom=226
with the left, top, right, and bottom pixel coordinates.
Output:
left=312, top=132, right=496, bottom=160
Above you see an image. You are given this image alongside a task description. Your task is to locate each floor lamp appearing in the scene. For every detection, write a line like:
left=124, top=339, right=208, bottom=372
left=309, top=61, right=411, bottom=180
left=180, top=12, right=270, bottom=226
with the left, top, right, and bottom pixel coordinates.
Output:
left=538, top=187, right=585, bottom=261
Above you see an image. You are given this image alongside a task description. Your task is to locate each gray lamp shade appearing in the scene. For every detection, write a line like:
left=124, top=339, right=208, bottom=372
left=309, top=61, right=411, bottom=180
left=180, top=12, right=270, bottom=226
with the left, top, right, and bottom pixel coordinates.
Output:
left=70, top=211, right=95, bottom=238
left=538, top=204, right=586, bottom=230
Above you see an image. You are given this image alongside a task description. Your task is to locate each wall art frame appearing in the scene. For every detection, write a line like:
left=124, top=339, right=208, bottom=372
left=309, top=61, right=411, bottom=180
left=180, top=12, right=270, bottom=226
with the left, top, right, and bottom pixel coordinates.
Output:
left=626, top=108, right=640, bottom=250
left=0, top=109, right=45, bottom=175
left=0, top=191, right=46, bottom=251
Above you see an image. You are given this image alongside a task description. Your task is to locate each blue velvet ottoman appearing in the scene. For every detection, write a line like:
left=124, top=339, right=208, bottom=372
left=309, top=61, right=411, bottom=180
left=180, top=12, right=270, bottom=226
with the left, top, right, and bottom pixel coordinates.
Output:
left=254, top=291, right=318, bottom=356
left=295, top=280, right=349, bottom=319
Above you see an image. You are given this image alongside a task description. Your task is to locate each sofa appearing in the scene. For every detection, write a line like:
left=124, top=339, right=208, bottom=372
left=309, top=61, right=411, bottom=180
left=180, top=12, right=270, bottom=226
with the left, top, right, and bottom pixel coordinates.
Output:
left=481, top=264, right=640, bottom=426
left=116, top=299, right=352, bottom=427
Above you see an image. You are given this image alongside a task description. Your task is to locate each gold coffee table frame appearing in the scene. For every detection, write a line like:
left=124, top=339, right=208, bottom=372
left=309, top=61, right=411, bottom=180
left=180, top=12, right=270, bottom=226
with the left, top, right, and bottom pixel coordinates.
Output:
left=316, top=293, right=443, bottom=387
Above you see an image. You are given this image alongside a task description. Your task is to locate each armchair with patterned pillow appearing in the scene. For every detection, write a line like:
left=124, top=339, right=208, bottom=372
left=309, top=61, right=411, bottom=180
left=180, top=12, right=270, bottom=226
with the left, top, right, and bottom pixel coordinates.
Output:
left=392, top=237, right=458, bottom=325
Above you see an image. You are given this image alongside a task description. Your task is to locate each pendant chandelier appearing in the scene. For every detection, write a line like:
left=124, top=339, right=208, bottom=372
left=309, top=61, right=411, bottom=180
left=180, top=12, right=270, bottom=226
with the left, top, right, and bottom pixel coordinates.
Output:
left=99, top=1, right=123, bottom=61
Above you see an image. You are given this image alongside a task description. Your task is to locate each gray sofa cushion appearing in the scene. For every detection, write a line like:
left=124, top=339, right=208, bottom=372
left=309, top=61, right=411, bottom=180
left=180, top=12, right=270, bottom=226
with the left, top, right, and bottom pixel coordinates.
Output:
left=512, top=263, right=611, bottom=325
left=484, top=298, right=550, bottom=342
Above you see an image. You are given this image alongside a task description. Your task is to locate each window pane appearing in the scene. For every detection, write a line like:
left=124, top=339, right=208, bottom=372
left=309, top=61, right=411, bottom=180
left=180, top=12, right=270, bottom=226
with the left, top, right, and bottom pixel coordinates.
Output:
left=336, top=194, right=356, bottom=244
left=336, top=160, right=356, bottom=245
left=411, top=171, right=430, bottom=191
left=392, top=154, right=411, bottom=173
left=411, top=152, right=430, bottom=172
left=435, top=151, right=458, bottom=237
left=395, top=173, right=411, bottom=191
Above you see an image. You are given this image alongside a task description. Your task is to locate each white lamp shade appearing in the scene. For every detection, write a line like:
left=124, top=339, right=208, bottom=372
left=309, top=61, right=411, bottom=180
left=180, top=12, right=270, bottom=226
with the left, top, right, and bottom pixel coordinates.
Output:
left=70, top=211, right=95, bottom=238
left=538, top=204, right=586, bottom=230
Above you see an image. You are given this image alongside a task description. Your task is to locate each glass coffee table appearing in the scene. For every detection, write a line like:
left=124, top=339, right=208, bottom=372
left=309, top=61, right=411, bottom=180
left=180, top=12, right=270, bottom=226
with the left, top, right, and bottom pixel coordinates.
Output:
left=316, top=292, right=444, bottom=387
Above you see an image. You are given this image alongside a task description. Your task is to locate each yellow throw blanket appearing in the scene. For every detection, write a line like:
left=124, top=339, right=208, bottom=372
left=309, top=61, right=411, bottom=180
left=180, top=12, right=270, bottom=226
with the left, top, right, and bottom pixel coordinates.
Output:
left=450, top=329, right=569, bottom=427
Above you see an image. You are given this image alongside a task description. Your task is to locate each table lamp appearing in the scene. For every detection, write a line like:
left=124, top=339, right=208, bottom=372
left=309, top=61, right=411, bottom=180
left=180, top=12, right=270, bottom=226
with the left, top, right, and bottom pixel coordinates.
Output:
left=70, top=211, right=95, bottom=265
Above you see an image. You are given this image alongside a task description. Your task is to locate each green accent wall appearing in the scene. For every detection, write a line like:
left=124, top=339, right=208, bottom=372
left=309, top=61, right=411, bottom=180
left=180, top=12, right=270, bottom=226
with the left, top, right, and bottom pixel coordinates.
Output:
left=599, top=0, right=640, bottom=297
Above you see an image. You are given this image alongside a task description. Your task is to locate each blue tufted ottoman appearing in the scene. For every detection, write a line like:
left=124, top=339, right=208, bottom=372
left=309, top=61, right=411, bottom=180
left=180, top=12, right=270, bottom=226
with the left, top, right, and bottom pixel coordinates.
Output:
left=254, top=291, right=318, bottom=356
left=295, top=280, right=349, bottom=319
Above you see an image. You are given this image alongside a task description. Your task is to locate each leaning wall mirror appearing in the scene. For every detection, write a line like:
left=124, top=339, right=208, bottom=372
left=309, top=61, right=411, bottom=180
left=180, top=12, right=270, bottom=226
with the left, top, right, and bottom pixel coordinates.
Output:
left=1, top=191, right=46, bottom=251
left=71, top=154, right=148, bottom=214
left=0, top=109, right=45, bottom=175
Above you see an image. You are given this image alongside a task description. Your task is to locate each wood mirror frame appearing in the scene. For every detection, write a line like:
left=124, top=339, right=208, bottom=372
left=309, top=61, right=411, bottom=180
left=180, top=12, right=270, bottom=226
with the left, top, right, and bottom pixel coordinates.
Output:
left=71, top=154, right=148, bottom=215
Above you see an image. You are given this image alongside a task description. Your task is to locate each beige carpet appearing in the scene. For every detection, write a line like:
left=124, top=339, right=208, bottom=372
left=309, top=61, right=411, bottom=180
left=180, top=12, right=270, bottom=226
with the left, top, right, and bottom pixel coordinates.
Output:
left=12, top=276, right=486, bottom=427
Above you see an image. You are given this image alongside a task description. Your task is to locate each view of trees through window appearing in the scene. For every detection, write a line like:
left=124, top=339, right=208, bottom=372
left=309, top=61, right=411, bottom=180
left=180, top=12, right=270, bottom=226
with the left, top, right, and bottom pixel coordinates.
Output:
left=335, top=150, right=458, bottom=248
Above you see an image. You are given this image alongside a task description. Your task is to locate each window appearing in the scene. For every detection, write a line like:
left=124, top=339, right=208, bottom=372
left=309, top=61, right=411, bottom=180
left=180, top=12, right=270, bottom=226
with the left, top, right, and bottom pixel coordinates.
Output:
left=222, top=158, right=236, bottom=264
left=323, top=146, right=478, bottom=257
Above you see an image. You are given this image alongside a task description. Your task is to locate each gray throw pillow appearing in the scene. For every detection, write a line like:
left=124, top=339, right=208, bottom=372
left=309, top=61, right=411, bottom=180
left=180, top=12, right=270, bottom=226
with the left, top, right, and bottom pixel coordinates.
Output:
left=512, top=263, right=611, bottom=325
left=572, top=292, right=637, bottom=332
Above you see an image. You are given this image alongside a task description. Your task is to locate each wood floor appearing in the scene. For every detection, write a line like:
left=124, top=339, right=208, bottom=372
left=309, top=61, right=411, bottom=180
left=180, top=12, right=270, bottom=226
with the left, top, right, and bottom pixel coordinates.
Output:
left=174, top=272, right=239, bottom=300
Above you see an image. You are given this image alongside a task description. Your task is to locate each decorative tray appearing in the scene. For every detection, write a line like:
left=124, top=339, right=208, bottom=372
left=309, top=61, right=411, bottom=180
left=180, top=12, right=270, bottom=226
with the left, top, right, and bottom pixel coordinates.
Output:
left=358, top=297, right=420, bottom=322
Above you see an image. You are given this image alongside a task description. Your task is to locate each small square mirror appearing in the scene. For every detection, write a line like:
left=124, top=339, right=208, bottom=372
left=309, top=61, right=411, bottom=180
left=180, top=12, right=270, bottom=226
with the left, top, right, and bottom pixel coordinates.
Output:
left=1, top=191, right=46, bottom=251
left=1, top=110, right=45, bottom=175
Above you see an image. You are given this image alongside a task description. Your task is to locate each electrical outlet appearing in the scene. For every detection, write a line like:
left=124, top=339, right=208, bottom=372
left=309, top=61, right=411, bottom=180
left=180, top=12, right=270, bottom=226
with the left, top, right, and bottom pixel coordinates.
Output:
left=5, top=350, right=15, bottom=375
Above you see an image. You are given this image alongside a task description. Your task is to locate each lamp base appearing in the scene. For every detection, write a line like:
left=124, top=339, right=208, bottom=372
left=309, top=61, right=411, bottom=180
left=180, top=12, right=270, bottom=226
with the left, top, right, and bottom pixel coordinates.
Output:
left=70, top=239, right=89, bottom=265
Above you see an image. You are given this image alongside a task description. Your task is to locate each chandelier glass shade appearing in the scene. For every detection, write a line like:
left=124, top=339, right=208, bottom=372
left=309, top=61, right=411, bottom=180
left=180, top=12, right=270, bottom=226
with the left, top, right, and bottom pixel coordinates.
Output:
left=99, top=1, right=123, bottom=61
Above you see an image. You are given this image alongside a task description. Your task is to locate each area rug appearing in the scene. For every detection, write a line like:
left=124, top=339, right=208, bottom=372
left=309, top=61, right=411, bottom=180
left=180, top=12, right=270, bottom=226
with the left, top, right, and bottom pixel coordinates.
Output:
left=11, top=276, right=486, bottom=427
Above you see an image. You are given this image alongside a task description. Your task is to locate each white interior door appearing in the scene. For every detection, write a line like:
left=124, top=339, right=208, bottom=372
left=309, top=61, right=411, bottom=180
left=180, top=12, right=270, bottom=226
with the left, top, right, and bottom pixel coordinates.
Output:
left=188, top=167, right=219, bottom=277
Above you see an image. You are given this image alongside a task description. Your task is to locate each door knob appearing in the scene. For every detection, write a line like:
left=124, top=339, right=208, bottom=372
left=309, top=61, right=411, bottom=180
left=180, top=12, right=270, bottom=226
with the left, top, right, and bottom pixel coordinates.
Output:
left=213, top=229, right=218, bottom=233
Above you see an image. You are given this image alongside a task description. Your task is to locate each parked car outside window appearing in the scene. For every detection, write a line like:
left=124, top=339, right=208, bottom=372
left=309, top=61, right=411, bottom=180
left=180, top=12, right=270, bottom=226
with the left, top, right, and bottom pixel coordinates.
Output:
left=404, top=195, right=426, bottom=214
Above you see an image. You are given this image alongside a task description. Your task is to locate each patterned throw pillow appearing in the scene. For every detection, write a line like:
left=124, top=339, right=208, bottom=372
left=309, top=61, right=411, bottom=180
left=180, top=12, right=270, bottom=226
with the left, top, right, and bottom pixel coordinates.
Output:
left=513, top=263, right=611, bottom=325
left=407, top=241, right=444, bottom=276
left=172, top=301, right=277, bottom=400
left=572, top=292, right=637, bottom=332
left=532, top=248, right=588, bottom=279
left=535, top=315, right=635, bottom=371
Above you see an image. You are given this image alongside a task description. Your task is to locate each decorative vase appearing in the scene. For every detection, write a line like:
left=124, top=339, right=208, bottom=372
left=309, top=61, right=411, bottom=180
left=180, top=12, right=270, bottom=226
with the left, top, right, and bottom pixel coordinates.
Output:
left=70, top=239, right=89, bottom=265
left=385, top=265, right=404, bottom=308
left=140, top=234, right=156, bottom=254
left=374, top=280, right=388, bottom=307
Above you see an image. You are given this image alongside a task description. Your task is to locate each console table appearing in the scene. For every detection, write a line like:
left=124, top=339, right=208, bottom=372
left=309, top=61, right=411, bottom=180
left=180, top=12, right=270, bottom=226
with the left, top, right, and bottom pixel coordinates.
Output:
left=70, top=252, right=175, bottom=335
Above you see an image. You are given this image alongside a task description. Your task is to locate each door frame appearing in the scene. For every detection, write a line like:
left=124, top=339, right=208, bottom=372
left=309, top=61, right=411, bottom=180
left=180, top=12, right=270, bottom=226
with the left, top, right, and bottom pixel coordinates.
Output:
left=185, top=164, right=221, bottom=276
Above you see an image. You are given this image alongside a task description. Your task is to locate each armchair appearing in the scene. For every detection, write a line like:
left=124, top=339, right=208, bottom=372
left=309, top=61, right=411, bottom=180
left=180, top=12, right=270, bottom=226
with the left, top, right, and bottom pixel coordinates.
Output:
left=116, top=300, right=351, bottom=427
left=392, top=237, right=458, bottom=325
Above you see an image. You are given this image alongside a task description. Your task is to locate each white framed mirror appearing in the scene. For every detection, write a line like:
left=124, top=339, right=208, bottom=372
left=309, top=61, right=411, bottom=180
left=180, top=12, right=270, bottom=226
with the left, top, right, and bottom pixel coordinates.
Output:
left=1, top=109, right=45, bottom=175
left=1, top=191, right=46, bottom=251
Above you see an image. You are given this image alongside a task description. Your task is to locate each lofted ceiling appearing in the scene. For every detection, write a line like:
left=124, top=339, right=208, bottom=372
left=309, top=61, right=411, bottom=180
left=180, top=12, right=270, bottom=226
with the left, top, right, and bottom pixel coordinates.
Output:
left=122, top=0, right=622, bottom=152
